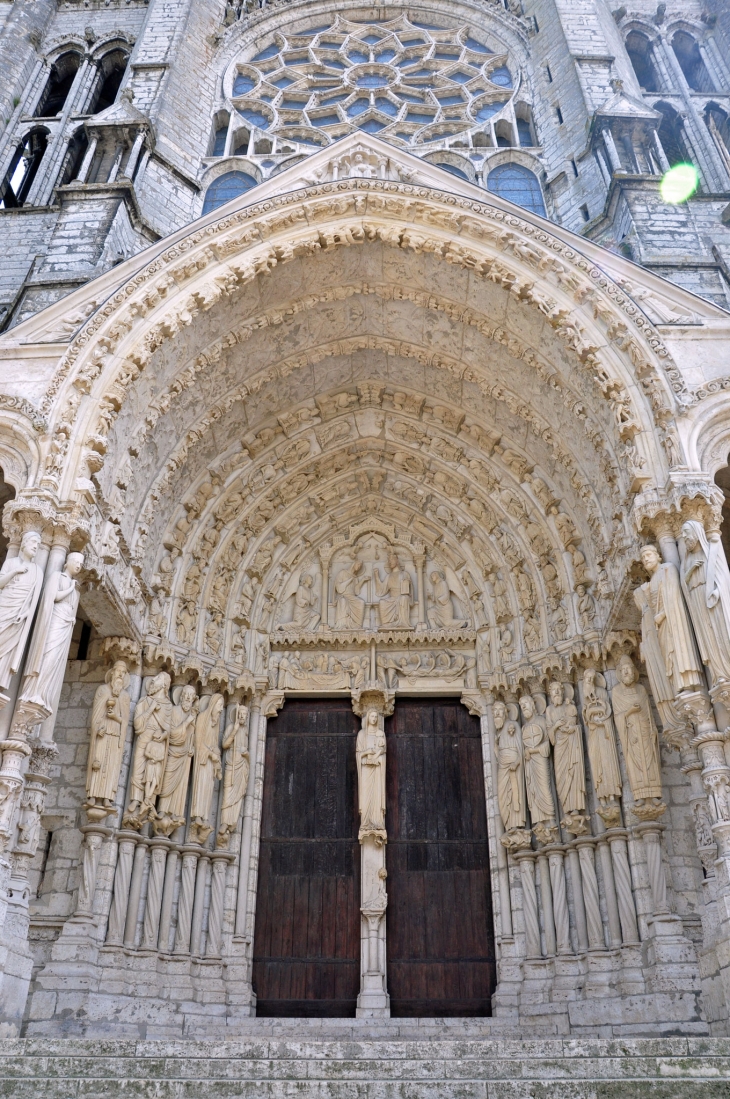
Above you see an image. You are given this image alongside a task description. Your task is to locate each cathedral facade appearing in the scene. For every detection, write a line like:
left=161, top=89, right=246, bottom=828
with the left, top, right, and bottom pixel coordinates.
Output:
left=2, top=0, right=730, bottom=1089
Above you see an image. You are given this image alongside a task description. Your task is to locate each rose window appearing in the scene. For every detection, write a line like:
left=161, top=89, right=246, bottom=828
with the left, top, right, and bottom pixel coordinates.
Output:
left=226, top=13, right=519, bottom=150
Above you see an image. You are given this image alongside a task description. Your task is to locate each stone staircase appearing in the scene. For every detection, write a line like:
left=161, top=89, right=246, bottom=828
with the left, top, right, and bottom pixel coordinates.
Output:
left=2, top=1026, right=730, bottom=1098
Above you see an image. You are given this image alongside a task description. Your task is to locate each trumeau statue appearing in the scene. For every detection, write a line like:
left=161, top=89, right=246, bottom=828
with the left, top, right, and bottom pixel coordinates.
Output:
left=546, top=681, right=587, bottom=833
left=374, top=551, right=413, bottom=629
left=356, top=709, right=387, bottom=844
left=680, top=520, right=730, bottom=689
left=493, top=700, right=526, bottom=833
left=334, top=559, right=367, bottom=629
left=611, top=655, right=665, bottom=819
left=428, top=569, right=468, bottom=629
left=19, top=552, right=84, bottom=719
left=155, top=684, right=198, bottom=837
left=519, top=693, right=556, bottom=843
left=0, top=530, right=43, bottom=706
left=582, top=667, right=622, bottom=826
left=189, top=692, right=225, bottom=844
left=123, top=671, right=173, bottom=828
left=85, top=660, right=131, bottom=818
left=216, top=702, right=250, bottom=849
left=637, top=545, right=703, bottom=696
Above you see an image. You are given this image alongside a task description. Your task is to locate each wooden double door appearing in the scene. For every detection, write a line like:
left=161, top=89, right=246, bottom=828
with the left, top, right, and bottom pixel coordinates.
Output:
left=252, top=697, right=496, bottom=1017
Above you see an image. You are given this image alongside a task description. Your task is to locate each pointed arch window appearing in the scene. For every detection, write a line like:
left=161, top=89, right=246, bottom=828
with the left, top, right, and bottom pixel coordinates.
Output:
left=672, top=32, right=715, bottom=93
left=202, top=170, right=258, bottom=215
left=90, top=50, right=129, bottom=114
left=656, top=102, right=693, bottom=169
left=0, top=129, right=48, bottom=208
left=625, top=32, right=660, bottom=94
left=34, top=52, right=81, bottom=117
left=487, top=163, right=546, bottom=217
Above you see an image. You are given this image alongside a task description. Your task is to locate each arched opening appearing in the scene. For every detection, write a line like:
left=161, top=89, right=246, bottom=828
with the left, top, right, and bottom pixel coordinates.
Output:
left=626, top=31, right=660, bottom=93
left=34, top=52, right=82, bottom=117
left=90, top=50, right=129, bottom=114
left=706, top=105, right=730, bottom=175
left=672, top=31, right=715, bottom=93
left=487, top=163, right=546, bottom=216
left=515, top=107, right=535, bottom=147
left=210, top=112, right=230, bottom=157
left=232, top=128, right=250, bottom=156
left=494, top=120, right=513, bottom=148
left=0, top=129, right=48, bottom=208
left=58, top=129, right=89, bottom=187
left=202, top=170, right=258, bottom=215
left=0, top=466, right=15, bottom=565
left=656, top=102, right=693, bottom=168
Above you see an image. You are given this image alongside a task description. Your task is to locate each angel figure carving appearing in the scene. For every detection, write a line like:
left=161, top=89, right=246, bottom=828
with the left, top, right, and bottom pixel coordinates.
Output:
left=216, top=703, right=250, bottom=848
left=279, top=571, right=321, bottom=632
left=334, top=559, right=366, bottom=629
left=493, top=700, right=526, bottom=833
left=546, top=681, right=587, bottom=833
left=374, top=552, right=413, bottom=628
left=154, top=684, right=198, bottom=837
left=519, top=693, right=557, bottom=844
left=356, top=709, right=387, bottom=844
left=427, top=569, right=468, bottom=630
left=85, top=660, right=131, bottom=819
left=189, top=692, right=225, bottom=844
left=582, top=667, right=622, bottom=826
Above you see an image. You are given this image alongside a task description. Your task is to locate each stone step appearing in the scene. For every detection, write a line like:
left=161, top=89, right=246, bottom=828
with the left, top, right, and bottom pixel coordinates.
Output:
left=1, top=1036, right=730, bottom=1097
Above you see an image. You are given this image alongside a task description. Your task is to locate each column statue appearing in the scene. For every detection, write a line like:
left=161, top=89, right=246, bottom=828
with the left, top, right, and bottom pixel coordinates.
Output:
left=611, top=655, right=665, bottom=819
left=0, top=530, right=43, bottom=707
left=636, top=545, right=703, bottom=695
left=374, top=552, right=413, bottom=628
left=18, top=552, right=84, bottom=719
left=680, top=520, right=730, bottom=689
left=519, top=693, right=557, bottom=844
left=155, top=684, right=198, bottom=836
left=85, top=660, right=131, bottom=819
left=216, top=702, right=250, bottom=849
left=546, top=681, right=587, bottom=834
left=356, top=708, right=387, bottom=844
left=493, top=699, right=527, bottom=836
left=189, top=692, right=224, bottom=844
left=333, top=560, right=366, bottom=629
left=582, top=667, right=622, bottom=826
left=122, top=671, right=173, bottom=829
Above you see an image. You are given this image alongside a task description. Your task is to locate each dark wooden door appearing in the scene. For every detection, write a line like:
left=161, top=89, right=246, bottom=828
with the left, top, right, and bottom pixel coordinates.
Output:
left=385, top=697, right=496, bottom=1016
left=253, top=698, right=360, bottom=1016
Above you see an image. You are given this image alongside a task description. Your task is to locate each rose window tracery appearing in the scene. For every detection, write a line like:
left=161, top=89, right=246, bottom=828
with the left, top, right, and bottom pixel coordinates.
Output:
left=224, top=13, right=523, bottom=151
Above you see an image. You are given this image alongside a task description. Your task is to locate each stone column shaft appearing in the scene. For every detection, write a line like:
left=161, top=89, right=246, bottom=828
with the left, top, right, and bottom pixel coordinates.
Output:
left=567, top=847, right=588, bottom=953
left=547, top=848, right=571, bottom=955
left=537, top=852, right=556, bottom=956
left=577, top=840, right=605, bottom=951
left=157, top=848, right=179, bottom=954
left=608, top=831, right=640, bottom=943
left=173, top=848, right=198, bottom=954
left=517, top=852, right=541, bottom=958
left=106, top=835, right=136, bottom=945
left=597, top=838, right=622, bottom=949
left=123, top=840, right=148, bottom=948
left=206, top=855, right=230, bottom=957
left=190, top=853, right=210, bottom=956
left=141, top=841, right=168, bottom=950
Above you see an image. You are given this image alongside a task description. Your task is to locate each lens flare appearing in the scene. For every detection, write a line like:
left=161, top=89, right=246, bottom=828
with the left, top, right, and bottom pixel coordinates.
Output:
left=660, top=163, right=699, bottom=204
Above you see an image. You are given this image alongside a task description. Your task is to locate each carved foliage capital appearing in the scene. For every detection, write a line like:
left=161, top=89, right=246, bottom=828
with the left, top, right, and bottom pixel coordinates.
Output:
left=351, top=686, right=395, bottom=717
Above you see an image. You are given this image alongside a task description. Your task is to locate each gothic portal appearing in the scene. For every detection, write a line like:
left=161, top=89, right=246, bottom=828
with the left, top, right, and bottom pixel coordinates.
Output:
left=4, top=1, right=730, bottom=1091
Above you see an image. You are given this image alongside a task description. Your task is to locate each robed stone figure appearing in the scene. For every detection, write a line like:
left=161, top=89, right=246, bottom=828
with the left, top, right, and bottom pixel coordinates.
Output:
left=374, top=552, right=413, bottom=629
left=637, top=545, right=703, bottom=696
left=519, top=693, right=556, bottom=842
left=155, top=684, right=198, bottom=836
left=494, top=699, right=526, bottom=833
left=189, top=692, right=224, bottom=844
left=19, top=552, right=84, bottom=719
left=357, top=709, right=386, bottom=844
left=0, top=530, right=43, bottom=706
left=123, top=672, right=173, bottom=828
left=216, top=702, right=250, bottom=848
left=546, top=681, right=586, bottom=828
left=611, top=655, right=664, bottom=815
left=86, top=660, right=131, bottom=816
left=582, top=667, right=622, bottom=824
left=680, top=520, right=730, bottom=689
left=334, top=560, right=366, bottom=629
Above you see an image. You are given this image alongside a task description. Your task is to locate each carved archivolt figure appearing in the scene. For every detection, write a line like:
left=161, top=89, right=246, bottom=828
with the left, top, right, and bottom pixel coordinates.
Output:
left=680, top=520, right=730, bottom=688
left=493, top=700, right=526, bottom=832
left=19, top=552, right=84, bottom=719
left=519, top=693, right=556, bottom=842
left=0, top=530, right=43, bottom=705
left=85, top=660, right=131, bottom=816
left=123, top=672, right=173, bottom=828
left=611, top=655, right=664, bottom=818
left=288, top=574, right=321, bottom=631
left=637, top=545, right=703, bottom=695
left=356, top=709, right=387, bottom=844
left=217, top=703, right=250, bottom=849
left=334, top=560, right=366, bottom=629
left=189, top=692, right=225, bottom=844
left=374, top=552, right=413, bottom=629
left=155, top=684, right=198, bottom=836
left=428, top=570, right=468, bottom=629
left=582, top=667, right=622, bottom=825
left=546, top=681, right=586, bottom=830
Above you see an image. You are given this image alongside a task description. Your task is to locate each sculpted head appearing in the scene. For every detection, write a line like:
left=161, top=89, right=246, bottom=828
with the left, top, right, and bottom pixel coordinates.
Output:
left=180, top=684, right=197, bottom=711
left=583, top=667, right=596, bottom=693
left=640, top=545, right=662, bottom=575
left=548, top=681, right=563, bottom=706
left=210, top=693, right=225, bottom=721
left=302, top=574, right=313, bottom=588
left=65, top=551, right=84, bottom=578
left=352, top=559, right=363, bottom=575
left=681, top=521, right=703, bottom=552
left=519, top=694, right=535, bottom=721
left=20, top=530, right=41, bottom=560
left=109, top=660, right=128, bottom=694
left=367, top=708, right=379, bottom=728
left=430, top=570, right=442, bottom=583
left=387, top=552, right=399, bottom=570
left=617, top=654, right=638, bottom=686
left=152, top=671, right=171, bottom=696
left=493, top=700, right=506, bottom=729
left=236, top=703, right=249, bottom=725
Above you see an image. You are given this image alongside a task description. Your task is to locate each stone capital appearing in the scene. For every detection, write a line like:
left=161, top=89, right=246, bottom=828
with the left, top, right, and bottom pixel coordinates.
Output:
left=631, top=475, right=723, bottom=538
left=2, top=491, right=90, bottom=549
left=351, top=685, right=395, bottom=717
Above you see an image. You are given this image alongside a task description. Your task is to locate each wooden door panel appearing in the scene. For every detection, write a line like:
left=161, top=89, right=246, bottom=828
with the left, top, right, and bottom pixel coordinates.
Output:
left=253, top=699, right=360, bottom=1017
left=386, top=697, right=496, bottom=1017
